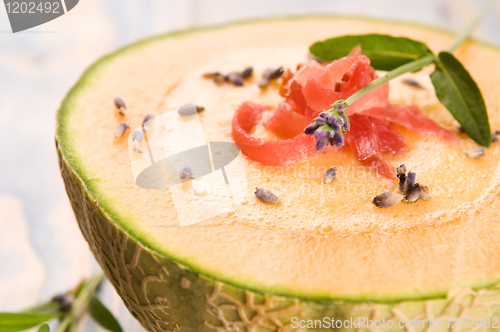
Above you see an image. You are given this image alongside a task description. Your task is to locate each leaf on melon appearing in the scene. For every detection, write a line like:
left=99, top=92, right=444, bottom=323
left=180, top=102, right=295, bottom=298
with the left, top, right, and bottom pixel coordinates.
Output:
left=430, top=51, right=491, bottom=147
left=310, top=34, right=433, bottom=70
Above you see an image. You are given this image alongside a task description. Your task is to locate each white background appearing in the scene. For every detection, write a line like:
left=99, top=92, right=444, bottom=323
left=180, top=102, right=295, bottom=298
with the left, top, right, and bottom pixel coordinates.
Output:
left=0, top=0, right=499, bottom=330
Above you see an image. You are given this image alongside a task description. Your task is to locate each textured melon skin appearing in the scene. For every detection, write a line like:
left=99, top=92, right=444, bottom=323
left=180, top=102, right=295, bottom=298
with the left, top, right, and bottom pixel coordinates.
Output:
left=55, top=18, right=500, bottom=331
left=57, top=145, right=500, bottom=331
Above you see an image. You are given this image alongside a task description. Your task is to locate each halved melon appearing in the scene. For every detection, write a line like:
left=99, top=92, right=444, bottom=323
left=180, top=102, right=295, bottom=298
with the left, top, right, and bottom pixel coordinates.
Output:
left=56, top=17, right=500, bottom=331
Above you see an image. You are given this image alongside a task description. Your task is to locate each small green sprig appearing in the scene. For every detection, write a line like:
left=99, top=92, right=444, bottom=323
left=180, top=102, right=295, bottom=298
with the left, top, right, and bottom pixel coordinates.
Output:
left=0, top=272, right=122, bottom=332
left=308, top=11, right=491, bottom=148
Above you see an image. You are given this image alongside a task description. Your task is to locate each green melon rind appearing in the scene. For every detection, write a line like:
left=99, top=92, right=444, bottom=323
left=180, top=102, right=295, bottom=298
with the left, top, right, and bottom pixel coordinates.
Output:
left=56, top=16, right=500, bottom=307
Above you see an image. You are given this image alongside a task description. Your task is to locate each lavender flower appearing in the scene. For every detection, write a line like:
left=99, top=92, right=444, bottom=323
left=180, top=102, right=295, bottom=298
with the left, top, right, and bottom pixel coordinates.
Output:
left=304, top=100, right=350, bottom=151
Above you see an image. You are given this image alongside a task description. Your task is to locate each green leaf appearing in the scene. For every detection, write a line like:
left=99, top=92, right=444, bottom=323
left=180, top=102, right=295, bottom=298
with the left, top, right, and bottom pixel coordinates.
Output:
left=430, top=51, right=491, bottom=147
left=24, top=299, right=59, bottom=316
left=38, top=323, right=50, bottom=332
left=310, top=34, right=434, bottom=71
left=88, top=294, right=122, bottom=332
left=0, top=313, right=56, bottom=332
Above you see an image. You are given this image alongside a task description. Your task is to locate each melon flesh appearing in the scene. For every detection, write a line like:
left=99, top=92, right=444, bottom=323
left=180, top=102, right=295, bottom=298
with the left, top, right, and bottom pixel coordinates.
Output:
left=56, top=17, right=500, bottom=331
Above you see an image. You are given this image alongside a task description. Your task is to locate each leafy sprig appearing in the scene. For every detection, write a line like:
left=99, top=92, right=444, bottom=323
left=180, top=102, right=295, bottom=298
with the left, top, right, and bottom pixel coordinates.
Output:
left=308, top=12, right=491, bottom=148
left=0, top=272, right=122, bottom=332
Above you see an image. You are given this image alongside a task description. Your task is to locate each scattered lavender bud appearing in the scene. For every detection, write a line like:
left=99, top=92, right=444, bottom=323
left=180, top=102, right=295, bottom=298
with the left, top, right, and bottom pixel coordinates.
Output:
left=142, top=114, right=154, bottom=130
left=323, top=167, right=338, bottom=184
left=404, top=171, right=416, bottom=195
left=257, top=77, right=270, bottom=89
left=401, top=78, right=426, bottom=89
left=226, top=72, right=244, bottom=86
left=255, top=187, right=281, bottom=204
left=131, top=129, right=144, bottom=153
left=375, top=165, right=431, bottom=207
left=202, top=72, right=221, bottom=79
left=405, top=184, right=421, bottom=203
left=178, top=104, right=205, bottom=116
left=396, top=164, right=407, bottom=175
left=180, top=167, right=193, bottom=180
left=213, top=75, right=225, bottom=85
left=264, top=67, right=284, bottom=80
left=241, top=67, right=253, bottom=79
left=373, top=192, right=403, bottom=208
left=114, top=97, right=127, bottom=115
left=465, top=147, right=485, bottom=159
left=491, top=129, right=500, bottom=142
left=396, top=164, right=407, bottom=193
left=418, top=184, right=432, bottom=201
left=114, top=122, right=130, bottom=138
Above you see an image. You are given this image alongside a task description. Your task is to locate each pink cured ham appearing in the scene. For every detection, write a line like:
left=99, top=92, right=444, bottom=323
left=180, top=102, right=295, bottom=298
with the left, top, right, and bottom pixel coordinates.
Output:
left=361, top=105, right=456, bottom=141
left=232, top=53, right=454, bottom=179
left=262, top=101, right=312, bottom=139
left=232, top=102, right=318, bottom=167
left=280, top=56, right=389, bottom=118
left=346, top=114, right=404, bottom=180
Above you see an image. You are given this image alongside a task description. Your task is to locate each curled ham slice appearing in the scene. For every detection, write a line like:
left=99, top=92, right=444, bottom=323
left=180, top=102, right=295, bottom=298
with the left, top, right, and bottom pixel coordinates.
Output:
left=232, top=53, right=455, bottom=179
left=346, top=114, right=406, bottom=179
left=262, top=101, right=312, bottom=139
left=361, top=105, right=456, bottom=141
left=281, top=56, right=389, bottom=117
left=232, top=102, right=317, bottom=167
